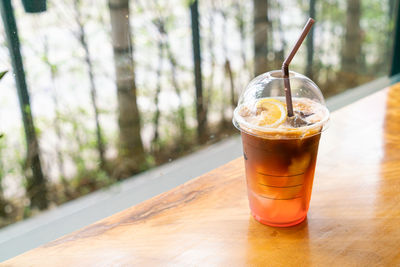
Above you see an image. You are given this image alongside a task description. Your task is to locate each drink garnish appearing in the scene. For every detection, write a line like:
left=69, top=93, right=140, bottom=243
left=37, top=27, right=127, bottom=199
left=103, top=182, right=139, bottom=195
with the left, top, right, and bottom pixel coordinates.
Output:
left=255, top=99, right=286, bottom=127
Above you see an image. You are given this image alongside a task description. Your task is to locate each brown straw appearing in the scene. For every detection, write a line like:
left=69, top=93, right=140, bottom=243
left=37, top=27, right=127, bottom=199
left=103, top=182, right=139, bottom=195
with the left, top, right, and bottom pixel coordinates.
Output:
left=282, top=18, right=315, bottom=117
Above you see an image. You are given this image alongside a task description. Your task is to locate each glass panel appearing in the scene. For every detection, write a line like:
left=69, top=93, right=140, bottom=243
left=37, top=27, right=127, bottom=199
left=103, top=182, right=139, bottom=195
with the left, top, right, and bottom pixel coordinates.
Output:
left=0, top=0, right=396, bottom=227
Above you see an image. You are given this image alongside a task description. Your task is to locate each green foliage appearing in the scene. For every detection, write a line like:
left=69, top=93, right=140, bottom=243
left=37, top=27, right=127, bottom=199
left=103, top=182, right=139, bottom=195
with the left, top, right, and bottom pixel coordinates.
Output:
left=41, top=55, right=59, bottom=74
left=184, top=0, right=196, bottom=8
left=0, top=71, right=7, bottom=80
left=320, top=0, right=344, bottom=23
left=71, top=168, right=114, bottom=196
left=23, top=104, right=31, bottom=114
left=0, top=137, right=6, bottom=188
left=23, top=205, right=32, bottom=219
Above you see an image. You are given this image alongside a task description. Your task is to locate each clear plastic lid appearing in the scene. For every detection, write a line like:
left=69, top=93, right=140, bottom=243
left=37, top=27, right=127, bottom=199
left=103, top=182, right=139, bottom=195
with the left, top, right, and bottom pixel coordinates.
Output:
left=233, top=70, right=330, bottom=139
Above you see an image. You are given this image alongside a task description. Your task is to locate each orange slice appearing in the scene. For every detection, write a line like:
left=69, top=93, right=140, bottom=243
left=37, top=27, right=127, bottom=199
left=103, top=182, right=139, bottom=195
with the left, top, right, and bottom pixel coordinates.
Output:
left=256, top=98, right=286, bottom=127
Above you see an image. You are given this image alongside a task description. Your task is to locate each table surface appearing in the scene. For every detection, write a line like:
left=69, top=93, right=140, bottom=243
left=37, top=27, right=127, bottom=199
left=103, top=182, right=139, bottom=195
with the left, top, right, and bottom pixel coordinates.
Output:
left=4, top=83, right=400, bottom=266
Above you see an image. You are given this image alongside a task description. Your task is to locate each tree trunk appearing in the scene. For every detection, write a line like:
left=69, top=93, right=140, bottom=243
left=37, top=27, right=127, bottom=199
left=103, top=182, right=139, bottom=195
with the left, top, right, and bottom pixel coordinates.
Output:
left=306, top=0, right=316, bottom=80
left=341, top=0, right=362, bottom=87
left=108, top=0, right=146, bottom=176
left=220, top=10, right=236, bottom=109
left=253, top=0, right=269, bottom=76
left=152, top=38, right=164, bottom=150
left=190, top=0, right=207, bottom=144
left=165, top=39, right=187, bottom=141
left=225, top=60, right=235, bottom=109
left=387, top=0, right=396, bottom=70
left=205, top=3, right=216, bottom=118
left=390, top=0, right=400, bottom=76
left=234, top=1, right=250, bottom=92
left=71, top=116, right=86, bottom=172
left=0, top=0, right=48, bottom=210
left=150, top=11, right=187, bottom=144
left=42, top=37, right=74, bottom=199
left=219, top=9, right=228, bottom=127
left=73, top=0, right=106, bottom=171
left=43, top=38, right=65, bottom=177
left=0, top=140, right=12, bottom=217
left=235, top=1, right=247, bottom=69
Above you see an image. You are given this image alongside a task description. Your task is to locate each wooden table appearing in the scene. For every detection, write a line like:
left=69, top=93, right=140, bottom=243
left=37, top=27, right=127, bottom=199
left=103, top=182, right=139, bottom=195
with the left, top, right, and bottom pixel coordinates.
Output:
left=4, top=83, right=400, bottom=266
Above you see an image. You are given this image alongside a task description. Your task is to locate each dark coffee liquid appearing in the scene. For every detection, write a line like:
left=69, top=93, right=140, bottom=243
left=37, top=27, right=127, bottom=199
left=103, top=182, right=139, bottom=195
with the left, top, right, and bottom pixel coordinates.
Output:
left=241, top=131, right=321, bottom=226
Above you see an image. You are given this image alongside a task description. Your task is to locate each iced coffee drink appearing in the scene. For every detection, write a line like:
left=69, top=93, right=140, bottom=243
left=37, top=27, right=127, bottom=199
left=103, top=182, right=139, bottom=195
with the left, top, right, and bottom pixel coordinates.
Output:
left=233, top=71, right=329, bottom=227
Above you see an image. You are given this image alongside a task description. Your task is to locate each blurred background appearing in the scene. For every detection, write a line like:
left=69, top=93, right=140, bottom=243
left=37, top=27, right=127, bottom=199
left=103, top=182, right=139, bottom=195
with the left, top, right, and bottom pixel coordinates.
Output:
left=0, top=0, right=398, bottom=228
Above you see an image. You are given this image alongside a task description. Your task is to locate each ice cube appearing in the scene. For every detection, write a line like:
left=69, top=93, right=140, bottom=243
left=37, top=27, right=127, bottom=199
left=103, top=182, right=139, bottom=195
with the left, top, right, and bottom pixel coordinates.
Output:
left=288, top=153, right=311, bottom=175
left=286, top=115, right=309, bottom=128
left=239, top=106, right=251, bottom=117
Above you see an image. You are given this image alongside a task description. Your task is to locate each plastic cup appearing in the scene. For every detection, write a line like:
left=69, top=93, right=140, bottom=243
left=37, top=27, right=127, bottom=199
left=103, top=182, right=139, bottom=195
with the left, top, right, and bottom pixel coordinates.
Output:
left=233, top=70, right=329, bottom=227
